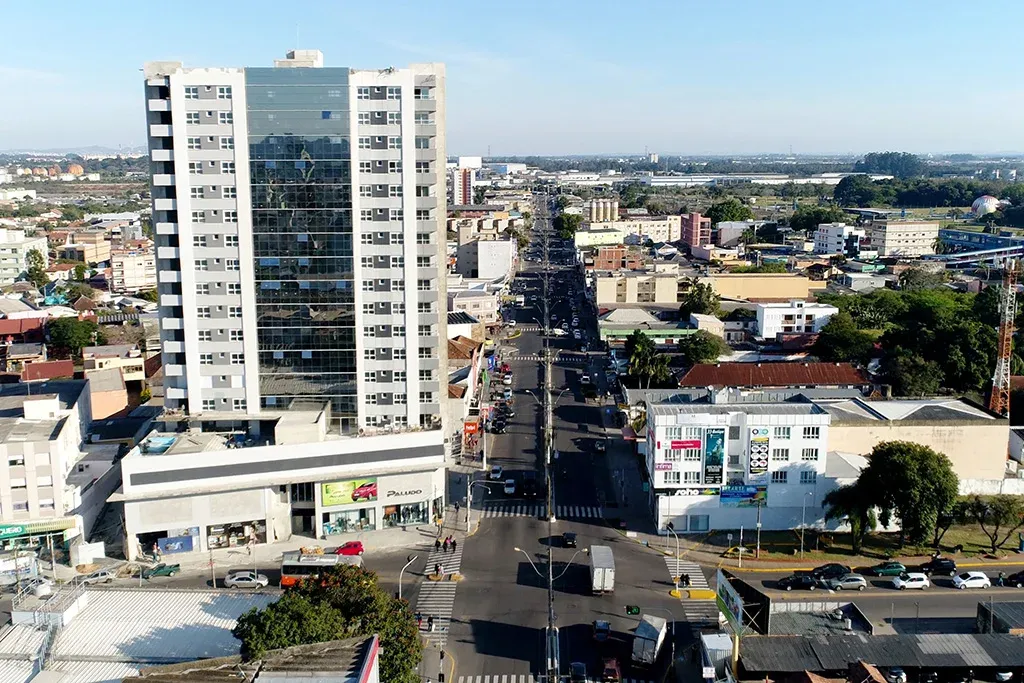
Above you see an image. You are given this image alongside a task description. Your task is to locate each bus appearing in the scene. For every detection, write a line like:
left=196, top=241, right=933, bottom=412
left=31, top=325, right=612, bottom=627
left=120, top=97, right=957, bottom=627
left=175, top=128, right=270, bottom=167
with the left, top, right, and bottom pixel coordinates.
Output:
left=279, top=551, right=362, bottom=588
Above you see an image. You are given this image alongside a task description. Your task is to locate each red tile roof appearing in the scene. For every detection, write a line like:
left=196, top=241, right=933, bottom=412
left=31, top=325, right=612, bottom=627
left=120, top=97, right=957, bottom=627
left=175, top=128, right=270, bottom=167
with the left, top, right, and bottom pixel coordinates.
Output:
left=679, top=362, right=869, bottom=388
left=0, top=318, right=44, bottom=337
left=21, top=360, right=75, bottom=382
left=448, top=384, right=467, bottom=399
left=447, top=335, right=481, bottom=361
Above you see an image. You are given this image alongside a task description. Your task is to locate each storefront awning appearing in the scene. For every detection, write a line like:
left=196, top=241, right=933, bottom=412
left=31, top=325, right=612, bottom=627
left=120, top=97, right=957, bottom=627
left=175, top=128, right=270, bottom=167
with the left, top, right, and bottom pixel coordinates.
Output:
left=0, top=517, right=79, bottom=541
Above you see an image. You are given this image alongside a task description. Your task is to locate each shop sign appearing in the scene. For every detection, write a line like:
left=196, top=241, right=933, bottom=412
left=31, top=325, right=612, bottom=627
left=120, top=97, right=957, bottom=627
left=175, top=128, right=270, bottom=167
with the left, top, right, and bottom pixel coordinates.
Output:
left=674, top=487, right=719, bottom=496
left=0, top=525, right=26, bottom=540
left=720, top=485, right=767, bottom=508
left=387, top=488, right=423, bottom=498
left=748, top=428, right=769, bottom=482
left=0, top=517, right=76, bottom=540
left=321, top=477, right=378, bottom=506
left=654, top=462, right=673, bottom=471
left=703, top=428, right=725, bottom=485
left=464, top=420, right=479, bottom=435
left=670, top=439, right=701, bottom=450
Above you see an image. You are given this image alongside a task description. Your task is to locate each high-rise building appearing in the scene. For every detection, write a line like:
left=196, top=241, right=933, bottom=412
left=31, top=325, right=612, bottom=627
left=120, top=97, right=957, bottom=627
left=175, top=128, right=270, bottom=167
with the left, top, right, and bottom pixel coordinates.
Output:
left=450, top=167, right=475, bottom=205
left=144, top=50, right=448, bottom=435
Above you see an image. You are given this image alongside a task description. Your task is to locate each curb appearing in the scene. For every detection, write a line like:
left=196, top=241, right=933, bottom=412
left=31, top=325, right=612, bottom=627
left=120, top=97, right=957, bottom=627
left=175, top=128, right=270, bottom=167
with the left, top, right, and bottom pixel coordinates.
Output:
left=722, top=559, right=1024, bottom=573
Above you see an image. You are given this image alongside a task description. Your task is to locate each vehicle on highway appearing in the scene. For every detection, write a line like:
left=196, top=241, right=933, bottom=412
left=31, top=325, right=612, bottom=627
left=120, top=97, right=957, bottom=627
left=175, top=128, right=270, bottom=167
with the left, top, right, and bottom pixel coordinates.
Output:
left=827, top=574, right=867, bottom=591
left=953, top=571, right=991, bottom=589
left=562, top=532, right=577, bottom=548
left=590, top=545, right=616, bottom=594
left=502, top=388, right=513, bottom=400
left=777, top=573, right=819, bottom=591
left=551, top=328, right=567, bottom=337
left=224, top=570, right=270, bottom=589
left=632, top=614, right=668, bottom=667
left=601, top=658, right=621, bottom=683
left=504, top=479, right=516, bottom=495
left=490, top=422, right=507, bottom=434
left=918, top=556, right=957, bottom=576
left=580, top=374, right=591, bottom=385
left=893, top=572, right=930, bottom=590
left=334, top=541, right=364, bottom=556
left=280, top=551, right=361, bottom=588
left=489, top=465, right=503, bottom=480
left=82, top=567, right=119, bottom=585
left=867, top=561, right=906, bottom=576
left=573, top=330, right=582, bottom=340
left=142, top=563, right=180, bottom=579
left=570, top=662, right=588, bottom=683
left=811, top=563, right=851, bottom=581
left=593, top=619, right=611, bottom=642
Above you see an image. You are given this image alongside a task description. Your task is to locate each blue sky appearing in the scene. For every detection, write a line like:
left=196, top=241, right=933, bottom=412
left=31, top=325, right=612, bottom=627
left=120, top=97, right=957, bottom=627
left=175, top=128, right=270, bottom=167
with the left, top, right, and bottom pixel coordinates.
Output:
left=1, top=0, right=1021, bottom=155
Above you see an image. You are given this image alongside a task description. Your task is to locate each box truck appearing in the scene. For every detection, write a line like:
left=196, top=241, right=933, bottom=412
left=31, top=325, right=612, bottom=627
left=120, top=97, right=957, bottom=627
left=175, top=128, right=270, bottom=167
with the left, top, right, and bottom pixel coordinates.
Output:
left=631, top=614, right=668, bottom=666
left=590, top=544, right=615, bottom=594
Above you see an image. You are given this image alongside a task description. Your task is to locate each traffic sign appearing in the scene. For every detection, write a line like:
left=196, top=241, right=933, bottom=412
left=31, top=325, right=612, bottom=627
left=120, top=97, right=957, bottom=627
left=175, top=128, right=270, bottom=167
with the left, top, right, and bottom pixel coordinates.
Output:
left=625, top=605, right=640, bottom=615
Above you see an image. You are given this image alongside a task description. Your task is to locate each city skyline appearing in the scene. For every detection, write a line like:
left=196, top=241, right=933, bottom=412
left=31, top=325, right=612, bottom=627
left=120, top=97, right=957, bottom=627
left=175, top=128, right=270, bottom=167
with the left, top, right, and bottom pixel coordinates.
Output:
left=2, top=0, right=1023, bottom=155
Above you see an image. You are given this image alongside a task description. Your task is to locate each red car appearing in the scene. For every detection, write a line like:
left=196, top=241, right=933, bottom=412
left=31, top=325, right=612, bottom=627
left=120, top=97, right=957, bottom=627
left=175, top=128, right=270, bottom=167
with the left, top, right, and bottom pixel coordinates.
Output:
left=351, top=481, right=377, bottom=501
left=335, top=541, right=365, bottom=556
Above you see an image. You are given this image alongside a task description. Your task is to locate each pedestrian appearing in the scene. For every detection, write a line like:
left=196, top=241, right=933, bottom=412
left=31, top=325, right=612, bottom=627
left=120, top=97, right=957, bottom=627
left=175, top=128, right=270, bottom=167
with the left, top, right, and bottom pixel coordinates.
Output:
left=416, top=612, right=423, bottom=628
left=428, top=615, right=435, bottom=632
left=435, top=538, right=441, bottom=553
left=442, top=538, right=449, bottom=553
left=683, top=573, right=690, bottom=588
left=434, top=563, right=441, bottom=576
left=451, top=539, right=457, bottom=554
left=454, top=501, right=460, bottom=515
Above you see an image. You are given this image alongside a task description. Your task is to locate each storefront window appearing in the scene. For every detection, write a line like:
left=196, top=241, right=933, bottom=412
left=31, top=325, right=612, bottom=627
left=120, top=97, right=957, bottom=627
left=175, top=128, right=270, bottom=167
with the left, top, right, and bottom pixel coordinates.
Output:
left=431, top=496, right=444, bottom=524
left=382, top=502, right=428, bottom=528
left=322, top=508, right=376, bottom=536
left=207, top=520, right=267, bottom=550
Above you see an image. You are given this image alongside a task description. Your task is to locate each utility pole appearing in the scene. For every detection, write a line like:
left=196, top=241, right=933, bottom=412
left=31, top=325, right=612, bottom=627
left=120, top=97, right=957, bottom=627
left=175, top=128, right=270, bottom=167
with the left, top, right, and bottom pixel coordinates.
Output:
left=755, top=501, right=763, bottom=559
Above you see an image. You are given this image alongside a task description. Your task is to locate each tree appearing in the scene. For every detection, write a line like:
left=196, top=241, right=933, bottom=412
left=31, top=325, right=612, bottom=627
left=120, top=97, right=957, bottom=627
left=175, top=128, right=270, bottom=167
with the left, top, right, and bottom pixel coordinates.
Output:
left=138, top=289, right=159, bottom=303
left=897, top=268, right=946, bottom=291
left=881, top=351, right=943, bottom=397
left=553, top=213, right=582, bottom=240
left=933, top=498, right=971, bottom=548
left=233, top=564, right=422, bottom=683
left=860, top=441, right=959, bottom=546
left=739, top=227, right=757, bottom=244
left=26, top=249, right=48, bottom=288
left=625, top=331, right=672, bottom=388
left=472, top=187, right=486, bottom=204
left=47, top=317, right=100, bottom=358
left=853, top=152, right=924, bottom=178
left=678, top=282, right=720, bottom=320
left=967, top=495, right=1024, bottom=554
left=73, top=263, right=87, bottom=281
left=787, top=205, right=848, bottom=233
left=677, top=331, right=730, bottom=366
left=811, top=311, right=874, bottom=363
left=64, top=283, right=98, bottom=301
left=705, top=198, right=753, bottom=225
left=823, top=482, right=876, bottom=555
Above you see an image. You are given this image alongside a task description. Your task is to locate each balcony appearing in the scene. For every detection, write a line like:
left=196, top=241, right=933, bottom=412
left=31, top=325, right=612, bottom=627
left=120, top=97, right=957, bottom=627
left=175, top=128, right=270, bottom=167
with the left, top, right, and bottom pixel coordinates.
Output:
left=165, top=387, right=187, bottom=400
left=152, top=174, right=175, bottom=186
left=416, top=196, right=438, bottom=211
left=156, top=246, right=180, bottom=259
left=164, top=364, right=184, bottom=377
left=414, top=99, right=436, bottom=112
left=159, top=294, right=182, bottom=307
left=161, top=317, right=183, bottom=330
left=148, top=99, right=171, bottom=112
left=151, top=149, right=174, bottom=162
left=155, top=222, right=178, bottom=235
left=415, top=123, right=437, bottom=137
left=153, top=198, right=177, bottom=211
left=415, top=148, right=437, bottom=162
left=162, top=340, right=185, bottom=353
left=158, top=270, right=181, bottom=284
left=149, top=124, right=173, bottom=138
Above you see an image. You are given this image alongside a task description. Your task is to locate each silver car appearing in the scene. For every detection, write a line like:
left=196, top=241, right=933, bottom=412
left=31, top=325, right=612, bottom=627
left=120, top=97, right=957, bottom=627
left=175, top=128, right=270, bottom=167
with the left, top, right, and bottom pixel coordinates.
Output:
left=224, top=570, right=270, bottom=589
left=82, top=567, right=119, bottom=585
left=827, top=574, right=867, bottom=591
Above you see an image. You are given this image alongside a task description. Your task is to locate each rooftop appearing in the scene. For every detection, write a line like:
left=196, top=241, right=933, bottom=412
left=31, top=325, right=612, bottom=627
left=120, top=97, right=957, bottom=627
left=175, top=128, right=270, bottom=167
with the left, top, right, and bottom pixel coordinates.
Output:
left=447, top=311, right=479, bottom=325
left=679, top=362, right=870, bottom=388
left=83, top=343, right=140, bottom=359
left=649, top=402, right=824, bottom=417
left=820, top=397, right=996, bottom=424
left=88, top=366, right=126, bottom=393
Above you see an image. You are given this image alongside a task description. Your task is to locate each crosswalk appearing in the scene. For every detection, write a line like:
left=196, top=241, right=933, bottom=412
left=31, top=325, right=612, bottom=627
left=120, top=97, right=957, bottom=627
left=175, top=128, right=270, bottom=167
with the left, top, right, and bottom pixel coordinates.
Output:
left=664, top=558, right=720, bottom=625
left=478, top=503, right=606, bottom=519
left=504, top=353, right=589, bottom=363
left=414, top=544, right=464, bottom=646
left=456, top=677, right=653, bottom=683
left=509, top=324, right=541, bottom=332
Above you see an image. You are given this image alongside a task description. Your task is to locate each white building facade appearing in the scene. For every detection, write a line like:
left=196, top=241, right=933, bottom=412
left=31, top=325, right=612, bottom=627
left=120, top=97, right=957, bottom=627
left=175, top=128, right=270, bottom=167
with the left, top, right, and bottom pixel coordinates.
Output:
left=868, top=220, right=939, bottom=257
left=0, top=229, right=47, bottom=286
left=756, top=300, right=838, bottom=339
left=111, top=250, right=157, bottom=293
left=813, top=222, right=866, bottom=256
left=646, top=398, right=830, bottom=533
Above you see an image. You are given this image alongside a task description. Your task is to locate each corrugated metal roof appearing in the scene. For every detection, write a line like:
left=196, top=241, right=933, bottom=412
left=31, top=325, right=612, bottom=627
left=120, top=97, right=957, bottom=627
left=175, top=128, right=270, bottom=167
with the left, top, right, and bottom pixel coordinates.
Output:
left=680, top=363, right=869, bottom=388
left=46, top=659, right=140, bottom=683
left=0, top=626, right=46, bottom=658
left=0, top=659, right=34, bottom=683
left=50, top=589, right=276, bottom=663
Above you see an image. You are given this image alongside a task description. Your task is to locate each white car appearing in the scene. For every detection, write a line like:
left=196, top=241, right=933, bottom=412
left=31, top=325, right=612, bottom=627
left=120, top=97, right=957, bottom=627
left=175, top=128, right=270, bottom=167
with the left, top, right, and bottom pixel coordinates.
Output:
left=502, top=375, right=513, bottom=386
left=224, top=570, right=270, bottom=589
left=82, top=567, right=119, bottom=585
left=551, top=328, right=568, bottom=337
left=953, top=571, right=991, bottom=589
left=489, top=465, right=503, bottom=481
left=506, top=320, right=517, bottom=328
left=504, top=479, right=516, bottom=495
left=893, top=572, right=929, bottom=590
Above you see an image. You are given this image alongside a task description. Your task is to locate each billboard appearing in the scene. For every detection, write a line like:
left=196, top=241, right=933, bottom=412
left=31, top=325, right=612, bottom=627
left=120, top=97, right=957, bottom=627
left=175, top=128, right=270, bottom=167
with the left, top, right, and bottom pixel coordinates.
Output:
left=720, top=485, right=767, bottom=508
left=670, top=439, right=701, bottom=450
left=703, top=428, right=724, bottom=485
left=748, top=428, right=770, bottom=482
left=716, top=568, right=743, bottom=628
left=321, top=477, right=378, bottom=506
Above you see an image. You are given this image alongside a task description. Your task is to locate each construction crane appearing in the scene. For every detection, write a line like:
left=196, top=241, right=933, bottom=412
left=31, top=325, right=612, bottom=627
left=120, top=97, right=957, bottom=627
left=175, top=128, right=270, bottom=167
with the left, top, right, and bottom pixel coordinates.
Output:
left=989, top=259, right=1018, bottom=416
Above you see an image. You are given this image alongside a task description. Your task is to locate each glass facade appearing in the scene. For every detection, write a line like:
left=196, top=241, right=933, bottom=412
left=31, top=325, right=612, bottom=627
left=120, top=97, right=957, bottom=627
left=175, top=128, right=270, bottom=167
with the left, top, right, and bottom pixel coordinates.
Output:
left=245, top=68, right=358, bottom=432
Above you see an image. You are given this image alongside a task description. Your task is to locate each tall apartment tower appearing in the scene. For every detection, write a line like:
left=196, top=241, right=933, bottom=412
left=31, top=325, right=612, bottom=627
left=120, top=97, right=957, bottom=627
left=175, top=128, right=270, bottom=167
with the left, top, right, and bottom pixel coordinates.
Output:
left=144, top=50, right=448, bottom=434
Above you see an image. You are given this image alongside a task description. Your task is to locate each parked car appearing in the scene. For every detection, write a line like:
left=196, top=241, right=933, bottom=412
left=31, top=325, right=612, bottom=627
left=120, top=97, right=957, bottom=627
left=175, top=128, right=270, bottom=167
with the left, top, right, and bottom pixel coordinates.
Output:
left=601, top=658, right=621, bottom=683
left=82, top=567, right=119, bottom=585
left=777, top=573, right=819, bottom=591
left=489, top=465, right=504, bottom=480
left=351, top=481, right=377, bottom=502
left=503, top=375, right=513, bottom=386
left=335, top=541, right=365, bottom=556
left=142, top=563, right=180, bottom=579
left=573, top=330, right=582, bottom=340
left=13, top=576, right=53, bottom=595
left=595, top=440, right=607, bottom=453
left=827, top=574, right=867, bottom=591
left=893, top=572, right=930, bottom=590
left=224, top=570, right=270, bottom=589
left=1004, top=570, right=1024, bottom=588
left=953, top=571, right=991, bottom=590
left=562, top=532, right=578, bottom=548
left=886, top=668, right=908, bottom=683
left=867, top=561, right=906, bottom=576
left=918, top=557, right=957, bottom=576
left=491, top=422, right=507, bottom=434
left=506, top=320, right=517, bottom=328
left=504, top=479, right=516, bottom=495
left=811, top=563, right=851, bottom=581
left=570, top=662, right=587, bottom=683
left=592, top=620, right=611, bottom=643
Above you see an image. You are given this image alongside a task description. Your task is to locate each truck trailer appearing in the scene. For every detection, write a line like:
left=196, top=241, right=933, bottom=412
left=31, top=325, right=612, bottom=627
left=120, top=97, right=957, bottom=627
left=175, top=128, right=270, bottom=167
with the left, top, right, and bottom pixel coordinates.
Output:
left=589, top=544, right=615, bottom=594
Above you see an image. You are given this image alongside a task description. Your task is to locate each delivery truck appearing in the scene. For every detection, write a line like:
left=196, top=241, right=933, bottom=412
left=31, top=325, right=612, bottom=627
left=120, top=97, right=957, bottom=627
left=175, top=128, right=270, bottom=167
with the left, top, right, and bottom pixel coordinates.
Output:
left=631, top=614, right=668, bottom=667
left=589, top=545, right=615, bottom=594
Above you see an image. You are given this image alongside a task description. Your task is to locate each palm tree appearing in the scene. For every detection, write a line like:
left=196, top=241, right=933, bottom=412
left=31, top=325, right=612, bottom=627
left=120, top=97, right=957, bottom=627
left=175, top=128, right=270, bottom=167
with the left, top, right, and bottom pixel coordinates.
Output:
left=647, top=353, right=672, bottom=388
left=823, top=482, right=875, bottom=555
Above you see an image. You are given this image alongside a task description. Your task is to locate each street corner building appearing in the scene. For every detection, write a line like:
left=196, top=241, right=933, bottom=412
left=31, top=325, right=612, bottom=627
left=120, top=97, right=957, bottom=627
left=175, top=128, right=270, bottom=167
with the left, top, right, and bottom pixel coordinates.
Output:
left=131, top=51, right=453, bottom=560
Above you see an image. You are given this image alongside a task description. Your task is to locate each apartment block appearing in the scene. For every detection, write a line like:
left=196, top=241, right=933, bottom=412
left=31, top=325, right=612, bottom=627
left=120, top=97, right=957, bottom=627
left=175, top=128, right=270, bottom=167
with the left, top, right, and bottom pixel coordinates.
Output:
left=591, top=245, right=644, bottom=271
left=111, top=249, right=157, bottom=293
left=681, top=212, right=712, bottom=248
left=59, top=230, right=111, bottom=264
left=813, top=222, right=866, bottom=256
left=868, top=220, right=939, bottom=257
left=756, top=300, right=838, bottom=339
left=144, top=50, right=448, bottom=434
left=0, top=229, right=47, bottom=285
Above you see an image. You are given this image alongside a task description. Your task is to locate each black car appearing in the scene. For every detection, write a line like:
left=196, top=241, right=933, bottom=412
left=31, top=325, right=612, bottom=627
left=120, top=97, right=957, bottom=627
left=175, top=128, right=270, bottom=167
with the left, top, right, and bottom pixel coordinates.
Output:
left=810, top=563, right=851, bottom=581
left=777, top=573, right=819, bottom=591
left=490, top=422, right=507, bottom=434
left=1004, top=570, right=1024, bottom=588
left=562, top=532, right=578, bottom=548
left=918, top=557, right=957, bottom=577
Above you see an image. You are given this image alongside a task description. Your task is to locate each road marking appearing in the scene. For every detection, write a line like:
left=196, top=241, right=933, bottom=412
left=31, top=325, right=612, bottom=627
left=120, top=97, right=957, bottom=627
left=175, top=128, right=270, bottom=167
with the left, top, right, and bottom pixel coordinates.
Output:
left=664, top=557, right=719, bottom=624
left=502, top=675, right=508, bottom=683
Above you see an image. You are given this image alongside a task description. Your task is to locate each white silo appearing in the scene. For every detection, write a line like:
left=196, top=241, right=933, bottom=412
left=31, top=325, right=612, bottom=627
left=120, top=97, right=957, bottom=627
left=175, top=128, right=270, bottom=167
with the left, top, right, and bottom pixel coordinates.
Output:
left=611, top=200, right=619, bottom=221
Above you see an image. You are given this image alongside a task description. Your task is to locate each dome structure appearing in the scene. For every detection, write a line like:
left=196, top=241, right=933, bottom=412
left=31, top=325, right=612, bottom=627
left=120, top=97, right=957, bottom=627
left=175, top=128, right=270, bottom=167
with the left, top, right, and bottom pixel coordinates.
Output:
left=972, top=195, right=1000, bottom=216
left=67, top=164, right=84, bottom=176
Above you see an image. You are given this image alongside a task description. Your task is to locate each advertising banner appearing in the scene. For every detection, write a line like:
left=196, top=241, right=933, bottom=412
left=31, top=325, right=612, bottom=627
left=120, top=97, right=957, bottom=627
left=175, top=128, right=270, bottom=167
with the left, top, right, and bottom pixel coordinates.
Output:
left=321, top=478, right=378, bottom=506
left=654, top=462, right=673, bottom=471
left=464, top=420, right=479, bottom=435
left=675, top=487, right=720, bottom=497
left=748, top=428, right=770, bottom=482
left=703, top=428, right=725, bottom=485
left=720, top=485, right=768, bottom=508
left=716, top=568, right=744, bottom=628
left=670, top=439, right=701, bottom=450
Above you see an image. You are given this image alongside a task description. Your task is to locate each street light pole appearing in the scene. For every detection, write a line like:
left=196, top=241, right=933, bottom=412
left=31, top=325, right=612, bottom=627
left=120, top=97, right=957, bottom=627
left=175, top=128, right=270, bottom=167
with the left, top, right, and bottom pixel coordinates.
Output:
left=467, top=480, right=493, bottom=536
left=665, top=523, right=680, bottom=594
left=399, top=554, right=417, bottom=603
left=800, top=491, right=813, bottom=559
